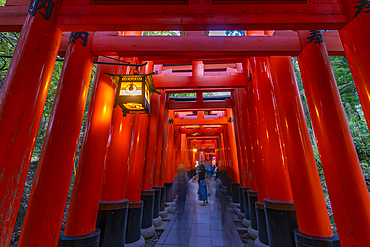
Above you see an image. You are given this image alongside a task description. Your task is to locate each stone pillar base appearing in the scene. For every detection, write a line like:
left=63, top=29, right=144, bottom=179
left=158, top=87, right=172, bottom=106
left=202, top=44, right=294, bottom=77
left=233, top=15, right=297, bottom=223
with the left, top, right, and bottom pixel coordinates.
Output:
left=242, top=218, right=251, bottom=228
left=153, top=216, right=162, bottom=227
left=255, top=238, right=269, bottom=247
left=141, top=225, right=155, bottom=239
left=248, top=226, right=258, bottom=240
left=159, top=210, right=168, bottom=219
left=294, top=229, right=340, bottom=247
left=125, top=235, right=145, bottom=247
left=237, top=211, right=245, bottom=220
left=59, top=229, right=100, bottom=247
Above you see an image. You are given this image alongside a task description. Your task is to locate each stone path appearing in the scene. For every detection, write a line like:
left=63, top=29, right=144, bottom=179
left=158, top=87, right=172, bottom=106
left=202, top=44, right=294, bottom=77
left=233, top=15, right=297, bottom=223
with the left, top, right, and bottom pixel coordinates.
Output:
left=155, top=180, right=244, bottom=247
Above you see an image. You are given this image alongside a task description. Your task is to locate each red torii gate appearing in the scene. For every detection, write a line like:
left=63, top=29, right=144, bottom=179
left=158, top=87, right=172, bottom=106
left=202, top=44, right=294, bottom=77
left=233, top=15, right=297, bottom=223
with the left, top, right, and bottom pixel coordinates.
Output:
left=0, top=0, right=370, bottom=246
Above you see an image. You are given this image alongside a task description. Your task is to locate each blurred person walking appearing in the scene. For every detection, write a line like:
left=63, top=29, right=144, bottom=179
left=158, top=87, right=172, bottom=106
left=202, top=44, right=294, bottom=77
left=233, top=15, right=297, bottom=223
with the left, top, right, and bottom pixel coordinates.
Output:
left=174, top=164, right=189, bottom=215
left=198, top=163, right=208, bottom=206
left=205, top=160, right=213, bottom=195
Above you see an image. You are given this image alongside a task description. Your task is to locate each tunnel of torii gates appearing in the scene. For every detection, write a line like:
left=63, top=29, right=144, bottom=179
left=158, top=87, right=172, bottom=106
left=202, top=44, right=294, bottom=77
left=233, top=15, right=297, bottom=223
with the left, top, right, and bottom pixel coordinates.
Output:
left=0, top=0, right=370, bottom=247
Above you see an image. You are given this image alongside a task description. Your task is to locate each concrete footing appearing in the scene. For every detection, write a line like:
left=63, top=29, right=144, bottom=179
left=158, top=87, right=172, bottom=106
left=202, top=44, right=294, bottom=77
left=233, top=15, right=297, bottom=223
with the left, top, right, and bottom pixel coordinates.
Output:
left=242, top=218, right=251, bottom=228
left=233, top=207, right=240, bottom=214
left=255, top=238, right=269, bottom=247
left=125, top=236, right=145, bottom=247
left=238, top=211, right=245, bottom=220
left=248, top=226, right=258, bottom=240
left=141, top=225, right=155, bottom=239
left=159, top=210, right=168, bottom=219
left=153, top=216, right=162, bottom=227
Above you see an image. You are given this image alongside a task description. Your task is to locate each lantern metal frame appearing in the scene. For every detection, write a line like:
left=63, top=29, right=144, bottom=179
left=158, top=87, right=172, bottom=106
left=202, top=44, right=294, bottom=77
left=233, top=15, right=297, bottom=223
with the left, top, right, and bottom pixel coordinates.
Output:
left=105, top=72, right=159, bottom=116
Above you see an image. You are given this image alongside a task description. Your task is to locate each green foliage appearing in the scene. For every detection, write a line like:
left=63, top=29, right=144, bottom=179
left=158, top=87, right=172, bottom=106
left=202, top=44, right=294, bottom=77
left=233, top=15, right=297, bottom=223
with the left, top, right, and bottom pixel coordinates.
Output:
left=142, top=31, right=179, bottom=36
left=225, top=31, right=246, bottom=36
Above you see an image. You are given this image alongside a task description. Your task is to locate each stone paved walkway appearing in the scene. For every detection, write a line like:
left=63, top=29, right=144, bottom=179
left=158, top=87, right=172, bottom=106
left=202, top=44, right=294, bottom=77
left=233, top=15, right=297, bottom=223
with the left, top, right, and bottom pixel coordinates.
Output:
left=155, top=180, right=244, bottom=247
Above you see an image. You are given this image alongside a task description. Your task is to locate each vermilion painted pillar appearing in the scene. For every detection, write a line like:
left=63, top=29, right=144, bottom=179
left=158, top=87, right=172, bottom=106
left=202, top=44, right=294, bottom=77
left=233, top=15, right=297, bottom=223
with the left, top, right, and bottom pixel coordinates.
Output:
left=244, top=63, right=269, bottom=235
left=0, top=1, right=62, bottom=244
left=250, top=57, right=293, bottom=202
left=100, top=57, right=136, bottom=202
left=339, top=13, right=370, bottom=131
left=235, top=89, right=250, bottom=187
left=180, top=134, right=187, bottom=166
left=140, top=61, right=160, bottom=238
left=226, top=109, right=241, bottom=204
left=225, top=109, right=240, bottom=184
left=251, top=57, right=296, bottom=246
left=142, top=61, right=159, bottom=191
left=18, top=32, right=94, bottom=247
left=269, top=56, right=336, bottom=243
left=164, top=110, right=175, bottom=201
left=96, top=57, right=134, bottom=247
left=232, top=93, right=246, bottom=187
left=63, top=56, right=117, bottom=237
left=100, top=113, right=133, bottom=201
left=298, top=30, right=370, bottom=246
left=153, top=91, right=166, bottom=187
left=125, top=112, right=149, bottom=244
left=237, top=85, right=257, bottom=191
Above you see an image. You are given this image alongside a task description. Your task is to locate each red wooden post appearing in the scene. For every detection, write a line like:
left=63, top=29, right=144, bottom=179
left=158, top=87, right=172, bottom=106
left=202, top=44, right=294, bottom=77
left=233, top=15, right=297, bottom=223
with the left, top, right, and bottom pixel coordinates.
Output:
left=269, top=56, right=336, bottom=244
left=250, top=57, right=293, bottom=202
left=0, top=1, right=62, bottom=244
left=298, top=30, right=370, bottom=246
left=164, top=110, right=175, bottom=201
left=251, top=56, right=296, bottom=246
left=232, top=92, right=246, bottom=188
left=100, top=57, right=136, bottom=202
left=153, top=91, right=166, bottom=187
left=124, top=112, right=149, bottom=244
left=339, top=15, right=370, bottom=131
left=226, top=109, right=241, bottom=203
left=234, top=89, right=250, bottom=187
left=18, top=32, right=94, bottom=247
left=63, top=56, right=117, bottom=237
left=142, top=61, right=159, bottom=191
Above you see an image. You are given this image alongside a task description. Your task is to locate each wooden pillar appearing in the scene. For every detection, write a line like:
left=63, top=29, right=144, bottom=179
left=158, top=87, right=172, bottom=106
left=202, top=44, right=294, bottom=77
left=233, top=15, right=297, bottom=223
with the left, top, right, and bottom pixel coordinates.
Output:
left=298, top=30, right=370, bottom=246
left=250, top=57, right=293, bottom=202
left=63, top=56, right=117, bottom=236
left=125, top=113, right=149, bottom=201
left=153, top=91, right=166, bottom=187
left=164, top=110, right=175, bottom=183
left=17, top=32, right=94, bottom=247
left=99, top=57, right=136, bottom=202
left=225, top=109, right=240, bottom=184
left=269, top=56, right=334, bottom=239
left=142, top=62, right=159, bottom=191
left=339, top=12, right=370, bottom=131
left=0, top=1, right=63, bottom=244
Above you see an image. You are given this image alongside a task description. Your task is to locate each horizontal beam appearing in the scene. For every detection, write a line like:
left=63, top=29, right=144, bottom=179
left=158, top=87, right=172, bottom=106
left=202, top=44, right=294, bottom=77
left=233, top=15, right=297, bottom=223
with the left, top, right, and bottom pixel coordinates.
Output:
left=0, top=3, right=348, bottom=32
left=174, top=116, right=228, bottom=125
left=187, top=135, right=219, bottom=140
left=168, top=99, right=233, bottom=110
left=57, top=31, right=344, bottom=58
left=153, top=75, right=245, bottom=89
left=180, top=127, right=223, bottom=134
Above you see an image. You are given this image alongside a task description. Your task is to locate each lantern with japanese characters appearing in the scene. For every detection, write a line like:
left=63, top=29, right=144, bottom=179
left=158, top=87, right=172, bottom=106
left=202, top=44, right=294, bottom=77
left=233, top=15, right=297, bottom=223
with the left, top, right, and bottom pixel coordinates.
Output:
left=105, top=73, right=157, bottom=116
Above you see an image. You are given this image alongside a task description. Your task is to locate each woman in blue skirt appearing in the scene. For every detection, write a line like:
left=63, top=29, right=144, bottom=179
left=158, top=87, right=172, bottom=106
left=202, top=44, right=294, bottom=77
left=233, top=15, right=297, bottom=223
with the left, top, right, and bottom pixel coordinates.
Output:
left=198, top=163, right=208, bottom=206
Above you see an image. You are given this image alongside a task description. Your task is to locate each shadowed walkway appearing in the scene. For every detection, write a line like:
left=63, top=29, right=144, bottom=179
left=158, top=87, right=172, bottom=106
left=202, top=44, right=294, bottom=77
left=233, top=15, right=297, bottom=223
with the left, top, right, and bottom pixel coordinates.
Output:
left=155, top=180, right=244, bottom=247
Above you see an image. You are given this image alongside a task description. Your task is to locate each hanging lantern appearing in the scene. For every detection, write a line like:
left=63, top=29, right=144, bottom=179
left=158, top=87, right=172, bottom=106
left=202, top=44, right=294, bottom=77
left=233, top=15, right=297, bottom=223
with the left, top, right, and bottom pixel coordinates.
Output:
left=105, top=73, right=158, bottom=116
